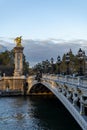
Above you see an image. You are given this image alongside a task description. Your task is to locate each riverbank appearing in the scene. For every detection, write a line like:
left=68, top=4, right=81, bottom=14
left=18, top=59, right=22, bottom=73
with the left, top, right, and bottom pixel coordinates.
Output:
left=0, top=90, right=22, bottom=97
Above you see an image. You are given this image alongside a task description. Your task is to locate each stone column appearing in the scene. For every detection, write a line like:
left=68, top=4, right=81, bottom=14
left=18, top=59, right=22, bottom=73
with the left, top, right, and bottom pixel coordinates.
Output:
left=14, top=46, right=24, bottom=76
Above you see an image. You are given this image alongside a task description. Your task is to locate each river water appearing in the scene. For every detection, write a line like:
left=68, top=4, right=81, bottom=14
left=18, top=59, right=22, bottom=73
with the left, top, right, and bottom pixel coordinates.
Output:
left=0, top=96, right=82, bottom=130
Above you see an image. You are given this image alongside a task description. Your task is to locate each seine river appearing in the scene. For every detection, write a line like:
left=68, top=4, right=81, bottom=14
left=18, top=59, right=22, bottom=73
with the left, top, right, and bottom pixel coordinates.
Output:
left=0, top=96, right=82, bottom=130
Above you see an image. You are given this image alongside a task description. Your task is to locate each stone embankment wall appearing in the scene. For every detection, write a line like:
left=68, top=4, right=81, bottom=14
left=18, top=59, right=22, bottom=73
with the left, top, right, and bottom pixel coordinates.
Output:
left=0, top=76, right=25, bottom=92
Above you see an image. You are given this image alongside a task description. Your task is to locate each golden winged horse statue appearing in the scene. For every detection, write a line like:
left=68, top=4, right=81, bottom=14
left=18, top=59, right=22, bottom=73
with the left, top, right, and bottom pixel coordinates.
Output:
left=14, top=36, right=22, bottom=47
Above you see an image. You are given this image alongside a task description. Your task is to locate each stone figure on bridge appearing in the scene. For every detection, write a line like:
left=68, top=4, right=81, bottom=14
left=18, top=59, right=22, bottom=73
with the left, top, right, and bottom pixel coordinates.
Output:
left=14, top=36, right=22, bottom=47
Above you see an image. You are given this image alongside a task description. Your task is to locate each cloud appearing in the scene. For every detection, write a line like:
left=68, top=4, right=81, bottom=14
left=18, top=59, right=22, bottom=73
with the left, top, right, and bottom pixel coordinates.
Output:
left=22, top=39, right=87, bottom=67
left=0, top=38, right=87, bottom=67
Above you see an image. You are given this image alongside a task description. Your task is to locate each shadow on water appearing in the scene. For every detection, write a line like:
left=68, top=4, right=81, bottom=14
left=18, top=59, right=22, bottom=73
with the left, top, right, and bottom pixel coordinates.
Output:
left=0, top=95, right=82, bottom=130
left=28, top=95, right=82, bottom=130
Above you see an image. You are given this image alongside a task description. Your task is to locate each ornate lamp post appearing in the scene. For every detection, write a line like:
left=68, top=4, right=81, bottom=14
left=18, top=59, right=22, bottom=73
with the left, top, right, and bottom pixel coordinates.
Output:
left=42, top=61, right=46, bottom=73
left=46, top=60, right=49, bottom=73
left=78, top=48, right=83, bottom=76
left=35, top=64, right=42, bottom=82
left=50, top=57, right=54, bottom=74
left=57, top=55, right=61, bottom=74
left=65, top=53, right=70, bottom=75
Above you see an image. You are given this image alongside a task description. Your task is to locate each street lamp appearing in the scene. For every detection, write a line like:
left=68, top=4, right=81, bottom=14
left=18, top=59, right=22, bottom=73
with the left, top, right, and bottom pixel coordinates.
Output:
left=42, top=61, right=46, bottom=73
left=57, top=55, right=61, bottom=74
left=37, top=64, right=41, bottom=72
left=50, top=57, right=54, bottom=74
left=65, top=53, right=70, bottom=75
left=46, top=59, right=49, bottom=73
left=82, top=50, right=86, bottom=75
left=78, top=48, right=84, bottom=76
left=35, top=64, right=42, bottom=82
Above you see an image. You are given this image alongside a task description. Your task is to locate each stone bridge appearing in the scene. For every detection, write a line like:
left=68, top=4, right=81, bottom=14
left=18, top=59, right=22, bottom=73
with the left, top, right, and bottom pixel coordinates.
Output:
left=27, top=74, right=87, bottom=130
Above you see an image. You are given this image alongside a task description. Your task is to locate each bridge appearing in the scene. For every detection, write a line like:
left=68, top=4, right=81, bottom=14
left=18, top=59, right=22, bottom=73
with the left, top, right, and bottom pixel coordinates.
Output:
left=0, top=37, right=87, bottom=129
left=26, top=74, right=87, bottom=130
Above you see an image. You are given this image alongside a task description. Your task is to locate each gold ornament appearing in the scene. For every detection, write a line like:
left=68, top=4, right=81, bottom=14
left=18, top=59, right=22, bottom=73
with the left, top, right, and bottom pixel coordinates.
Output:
left=14, top=36, right=22, bottom=47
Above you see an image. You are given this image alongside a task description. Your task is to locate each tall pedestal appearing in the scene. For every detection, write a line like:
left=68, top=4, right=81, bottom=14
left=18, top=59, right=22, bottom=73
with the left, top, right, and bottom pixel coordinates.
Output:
left=14, top=46, right=24, bottom=76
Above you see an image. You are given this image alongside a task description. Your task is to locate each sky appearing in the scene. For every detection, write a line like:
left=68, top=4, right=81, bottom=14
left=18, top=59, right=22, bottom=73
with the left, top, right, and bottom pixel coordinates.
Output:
left=0, top=0, right=87, bottom=40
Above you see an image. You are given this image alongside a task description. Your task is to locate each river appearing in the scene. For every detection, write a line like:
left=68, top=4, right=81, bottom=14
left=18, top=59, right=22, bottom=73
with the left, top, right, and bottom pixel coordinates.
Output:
left=0, top=96, right=82, bottom=130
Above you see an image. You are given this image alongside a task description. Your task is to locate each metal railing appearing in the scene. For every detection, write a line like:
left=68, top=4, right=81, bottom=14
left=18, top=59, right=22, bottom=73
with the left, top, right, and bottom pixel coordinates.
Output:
left=42, top=74, right=87, bottom=89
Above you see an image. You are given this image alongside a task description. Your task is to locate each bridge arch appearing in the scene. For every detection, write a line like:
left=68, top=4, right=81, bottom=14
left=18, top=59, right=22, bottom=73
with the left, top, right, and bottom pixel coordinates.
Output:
left=27, top=82, right=53, bottom=95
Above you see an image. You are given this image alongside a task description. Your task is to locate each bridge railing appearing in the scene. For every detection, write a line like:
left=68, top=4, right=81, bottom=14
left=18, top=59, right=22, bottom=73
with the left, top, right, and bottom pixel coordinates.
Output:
left=42, top=74, right=87, bottom=88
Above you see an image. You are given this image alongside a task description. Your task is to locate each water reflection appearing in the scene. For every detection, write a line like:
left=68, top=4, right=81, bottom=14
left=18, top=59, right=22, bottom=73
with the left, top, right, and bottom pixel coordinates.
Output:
left=0, top=96, right=81, bottom=130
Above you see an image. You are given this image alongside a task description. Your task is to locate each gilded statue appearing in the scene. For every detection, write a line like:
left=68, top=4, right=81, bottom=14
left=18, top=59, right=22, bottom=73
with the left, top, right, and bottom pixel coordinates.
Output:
left=14, top=36, right=22, bottom=47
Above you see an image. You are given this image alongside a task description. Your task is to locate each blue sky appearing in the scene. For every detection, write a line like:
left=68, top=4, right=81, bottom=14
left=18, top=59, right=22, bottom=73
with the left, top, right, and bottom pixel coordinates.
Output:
left=0, top=0, right=87, bottom=40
